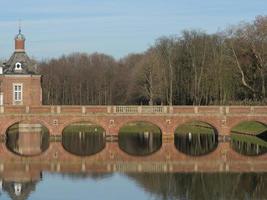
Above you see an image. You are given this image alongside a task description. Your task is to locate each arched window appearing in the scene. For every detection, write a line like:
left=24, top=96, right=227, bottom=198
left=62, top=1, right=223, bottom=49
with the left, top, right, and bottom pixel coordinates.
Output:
left=15, top=62, right=22, bottom=70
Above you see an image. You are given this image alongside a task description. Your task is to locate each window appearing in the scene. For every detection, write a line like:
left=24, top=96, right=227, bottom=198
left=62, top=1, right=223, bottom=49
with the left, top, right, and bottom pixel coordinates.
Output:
left=15, top=62, right=22, bottom=70
left=13, top=84, right=23, bottom=105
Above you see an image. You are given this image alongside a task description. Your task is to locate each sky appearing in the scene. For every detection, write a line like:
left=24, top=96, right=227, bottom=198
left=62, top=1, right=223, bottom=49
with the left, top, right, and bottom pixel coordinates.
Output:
left=0, top=0, right=266, bottom=60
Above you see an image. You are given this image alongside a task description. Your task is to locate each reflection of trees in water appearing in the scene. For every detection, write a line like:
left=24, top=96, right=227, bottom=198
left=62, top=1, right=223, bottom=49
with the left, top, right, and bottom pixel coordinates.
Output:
left=59, top=172, right=113, bottom=180
left=6, top=123, right=49, bottom=156
left=2, top=180, right=39, bottom=200
left=175, top=133, right=217, bottom=156
left=62, top=125, right=105, bottom=156
left=126, top=173, right=267, bottom=200
left=231, top=138, right=267, bottom=156
left=119, top=132, right=162, bottom=156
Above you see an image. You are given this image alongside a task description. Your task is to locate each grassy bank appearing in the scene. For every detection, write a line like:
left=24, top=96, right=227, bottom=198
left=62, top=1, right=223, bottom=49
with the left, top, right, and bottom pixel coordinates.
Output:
left=119, top=122, right=161, bottom=135
left=63, top=124, right=105, bottom=134
left=175, top=121, right=215, bottom=135
left=231, top=121, right=267, bottom=135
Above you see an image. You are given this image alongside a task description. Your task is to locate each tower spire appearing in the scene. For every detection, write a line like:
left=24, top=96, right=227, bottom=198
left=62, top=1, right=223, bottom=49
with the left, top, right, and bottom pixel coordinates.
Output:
left=15, top=21, right=26, bottom=52
left=19, top=19, right=21, bottom=34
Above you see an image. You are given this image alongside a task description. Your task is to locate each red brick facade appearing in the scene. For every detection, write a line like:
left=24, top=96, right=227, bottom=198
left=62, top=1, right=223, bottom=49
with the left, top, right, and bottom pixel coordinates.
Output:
left=0, top=75, right=42, bottom=106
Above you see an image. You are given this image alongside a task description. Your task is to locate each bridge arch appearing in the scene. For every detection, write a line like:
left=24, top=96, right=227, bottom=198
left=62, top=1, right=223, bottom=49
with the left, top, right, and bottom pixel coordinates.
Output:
left=61, top=120, right=106, bottom=156
left=118, top=121, right=162, bottom=156
left=174, top=120, right=219, bottom=156
left=230, top=120, right=267, bottom=156
left=4, top=120, right=50, bottom=157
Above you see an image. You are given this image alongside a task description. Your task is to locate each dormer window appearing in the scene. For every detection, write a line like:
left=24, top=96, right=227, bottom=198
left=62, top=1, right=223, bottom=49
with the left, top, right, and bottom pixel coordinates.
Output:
left=15, top=62, right=22, bottom=71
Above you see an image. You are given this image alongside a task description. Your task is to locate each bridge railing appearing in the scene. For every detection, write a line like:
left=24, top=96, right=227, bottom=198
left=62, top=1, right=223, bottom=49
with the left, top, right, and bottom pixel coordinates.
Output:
left=114, top=106, right=138, bottom=113
left=113, top=106, right=167, bottom=114
left=141, top=106, right=167, bottom=113
left=0, top=105, right=267, bottom=115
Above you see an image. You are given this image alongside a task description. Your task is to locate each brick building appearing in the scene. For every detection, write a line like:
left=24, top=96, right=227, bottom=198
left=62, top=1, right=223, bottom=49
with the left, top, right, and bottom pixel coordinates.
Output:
left=0, top=29, right=42, bottom=106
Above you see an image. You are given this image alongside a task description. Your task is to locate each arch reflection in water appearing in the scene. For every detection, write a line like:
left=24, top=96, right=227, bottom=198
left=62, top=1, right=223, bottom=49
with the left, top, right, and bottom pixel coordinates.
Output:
left=174, top=121, right=218, bottom=156
left=62, top=122, right=105, bottom=156
left=231, top=121, right=267, bottom=156
left=59, top=172, right=113, bottom=180
left=6, top=122, right=49, bottom=156
left=118, top=121, right=162, bottom=156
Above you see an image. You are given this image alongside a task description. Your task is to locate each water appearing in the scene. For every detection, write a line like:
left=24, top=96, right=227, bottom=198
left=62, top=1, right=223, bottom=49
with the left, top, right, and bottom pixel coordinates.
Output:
left=174, top=121, right=218, bottom=156
left=2, top=122, right=267, bottom=200
left=0, top=172, right=266, bottom=200
left=118, top=121, right=162, bottom=156
left=174, top=133, right=218, bottom=156
left=62, top=123, right=105, bottom=156
left=231, top=133, right=267, bottom=156
left=119, top=132, right=162, bottom=156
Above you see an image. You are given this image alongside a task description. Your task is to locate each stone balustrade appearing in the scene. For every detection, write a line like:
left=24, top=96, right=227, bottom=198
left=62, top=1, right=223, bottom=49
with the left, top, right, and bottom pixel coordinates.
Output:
left=0, top=105, right=266, bottom=115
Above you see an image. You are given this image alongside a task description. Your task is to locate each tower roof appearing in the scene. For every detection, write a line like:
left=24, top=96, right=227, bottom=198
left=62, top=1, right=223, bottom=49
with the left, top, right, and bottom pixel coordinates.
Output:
left=3, top=29, right=37, bottom=75
left=3, top=52, right=37, bottom=74
left=15, top=28, right=25, bottom=41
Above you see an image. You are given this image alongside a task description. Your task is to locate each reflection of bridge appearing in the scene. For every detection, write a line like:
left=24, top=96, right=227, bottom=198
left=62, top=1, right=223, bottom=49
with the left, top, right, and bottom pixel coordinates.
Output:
left=1, top=141, right=267, bottom=174
left=1, top=105, right=267, bottom=139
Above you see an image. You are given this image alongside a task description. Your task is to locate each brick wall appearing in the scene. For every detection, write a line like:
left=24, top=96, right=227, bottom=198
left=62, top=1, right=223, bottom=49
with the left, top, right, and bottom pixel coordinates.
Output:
left=15, top=40, right=25, bottom=51
left=0, top=75, right=42, bottom=106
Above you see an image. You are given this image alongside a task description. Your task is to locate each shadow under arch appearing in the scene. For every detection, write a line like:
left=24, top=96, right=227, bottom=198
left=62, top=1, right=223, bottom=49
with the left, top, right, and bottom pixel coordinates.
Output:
left=118, top=121, right=162, bottom=156
left=174, top=121, right=218, bottom=156
left=230, top=120, right=267, bottom=156
left=5, top=120, right=50, bottom=157
left=62, top=121, right=106, bottom=156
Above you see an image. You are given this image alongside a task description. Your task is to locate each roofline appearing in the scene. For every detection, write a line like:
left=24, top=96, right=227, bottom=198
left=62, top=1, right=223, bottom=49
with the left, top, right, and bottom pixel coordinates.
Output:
left=14, top=49, right=26, bottom=53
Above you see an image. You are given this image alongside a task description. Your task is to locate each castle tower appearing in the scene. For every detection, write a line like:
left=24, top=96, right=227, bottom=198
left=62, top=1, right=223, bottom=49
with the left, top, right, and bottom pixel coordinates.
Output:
left=0, top=29, right=42, bottom=106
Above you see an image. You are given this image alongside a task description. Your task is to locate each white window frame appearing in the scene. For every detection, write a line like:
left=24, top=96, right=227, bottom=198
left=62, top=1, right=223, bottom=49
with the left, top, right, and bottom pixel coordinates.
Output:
left=15, top=62, right=22, bottom=71
left=13, top=83, right=23, bottom=105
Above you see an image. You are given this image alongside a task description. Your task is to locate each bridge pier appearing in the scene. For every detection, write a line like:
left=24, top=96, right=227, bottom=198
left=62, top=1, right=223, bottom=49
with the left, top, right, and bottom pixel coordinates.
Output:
left=162, top=132, right=174, bottom=141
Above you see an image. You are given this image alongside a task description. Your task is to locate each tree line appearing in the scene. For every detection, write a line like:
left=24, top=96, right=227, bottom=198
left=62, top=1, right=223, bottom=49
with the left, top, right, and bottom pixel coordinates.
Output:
left=38, top=16, right=267, bottom=105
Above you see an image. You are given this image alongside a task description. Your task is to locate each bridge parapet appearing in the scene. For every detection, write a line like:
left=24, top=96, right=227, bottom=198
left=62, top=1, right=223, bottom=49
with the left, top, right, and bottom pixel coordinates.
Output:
left=0, top=105, right=266, bottom=115
left=113, top=106, right=168, bottom=114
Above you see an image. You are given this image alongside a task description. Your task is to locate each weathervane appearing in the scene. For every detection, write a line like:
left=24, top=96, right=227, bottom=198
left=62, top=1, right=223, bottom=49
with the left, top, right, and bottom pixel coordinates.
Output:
left=19, top=19, right=22, bottom=34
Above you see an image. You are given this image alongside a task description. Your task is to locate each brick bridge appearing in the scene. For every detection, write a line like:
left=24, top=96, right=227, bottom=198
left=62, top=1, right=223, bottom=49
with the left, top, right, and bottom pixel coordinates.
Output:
left=0, top=105, right=267, bottom=139
left=1, top=105, right=267, bottom=175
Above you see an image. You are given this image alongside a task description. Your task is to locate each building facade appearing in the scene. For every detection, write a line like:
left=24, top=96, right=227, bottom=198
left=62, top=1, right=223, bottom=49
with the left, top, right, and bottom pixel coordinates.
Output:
left=0, top=29, right=42, bottom=106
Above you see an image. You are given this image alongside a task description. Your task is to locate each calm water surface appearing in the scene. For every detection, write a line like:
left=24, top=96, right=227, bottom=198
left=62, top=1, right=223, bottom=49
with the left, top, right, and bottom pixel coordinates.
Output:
left=1, top=172, right=267, bottom=200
